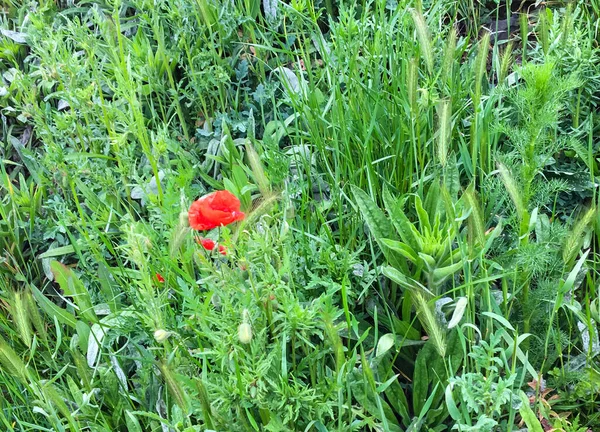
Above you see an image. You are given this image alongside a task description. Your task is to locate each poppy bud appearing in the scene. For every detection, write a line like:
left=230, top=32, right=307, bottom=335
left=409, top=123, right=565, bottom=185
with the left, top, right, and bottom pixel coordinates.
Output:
left=238, top=322, right=252, bottom=344
left=179, top=211, right=190, bottom=228
left=154, top=329, right=170, bottom=343
left=280, top=220, right=290, bottom=239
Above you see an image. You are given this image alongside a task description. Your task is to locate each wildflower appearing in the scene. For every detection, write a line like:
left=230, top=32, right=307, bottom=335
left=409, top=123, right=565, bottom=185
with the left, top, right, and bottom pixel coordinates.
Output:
left=188, top=190, right=245, bottom=231
left=198, top=237, right=216, bottom=251
left=156, top=273, right=165, bottom=283
left=154, top=329, right=170, bottom=343
left=218, top=244, right=227, bottom=255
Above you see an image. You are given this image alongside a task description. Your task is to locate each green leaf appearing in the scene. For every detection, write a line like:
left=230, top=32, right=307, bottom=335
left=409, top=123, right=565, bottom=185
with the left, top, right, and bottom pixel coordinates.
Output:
left=351, top=186, right=406, bottom=271
left=381, top=239, right=418, bottom=262
left=482, top=311, right=515, bottom=332
left=50, top=261, right=97, bottom=323
left=560, top=249, right=589, bottom=295
left=415, top=195, right=432, bottom=233
left=38, top=245, right=76, bottom=259
left=376, top=333, right=396, bottom=357
left=383, top=188, right=420, bottom=251
left=125, top=411, right=144, bottom=432
left=0, top=334, right=27, bottom=381
left=444, top=384, right=461, bottom=421
left=381, top=362, right=411, bottom=425
left=424, top=180, right=440, bottom=219
left=377, top=374, right=400, bottom=393
left=30, top=284, right=77, bottom=329
left=382, top=266, right=432, bottom=296
left=432, top=260, right=463, bottom=284
left=352, top=185, right=394, bottom=240
left=519, top=392, right=543, bottom=432
left=412, top=342, right=433, bottom=414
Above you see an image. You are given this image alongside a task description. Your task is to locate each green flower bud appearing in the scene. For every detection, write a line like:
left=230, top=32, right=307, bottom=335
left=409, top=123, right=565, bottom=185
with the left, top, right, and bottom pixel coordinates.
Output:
left=238, top=323, right=252, bottom=344
left=154, top=329, right=170, bottom=343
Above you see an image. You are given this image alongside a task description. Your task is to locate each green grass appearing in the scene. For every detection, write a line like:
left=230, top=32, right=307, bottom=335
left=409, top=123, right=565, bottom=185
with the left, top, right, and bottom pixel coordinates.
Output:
left=2, top=0, right=600, bottom=430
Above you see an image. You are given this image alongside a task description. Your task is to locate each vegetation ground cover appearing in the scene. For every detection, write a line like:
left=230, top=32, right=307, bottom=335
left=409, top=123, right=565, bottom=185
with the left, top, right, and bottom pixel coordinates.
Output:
left=2, top=0, right=600, bottom=430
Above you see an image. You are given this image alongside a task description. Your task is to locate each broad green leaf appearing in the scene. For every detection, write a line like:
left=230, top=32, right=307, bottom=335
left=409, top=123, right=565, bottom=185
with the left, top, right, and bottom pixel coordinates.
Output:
left=519, top=392, right=543, bottom=432
left=381, top=239, right=418, bottom=262
left=444, top=384, right=461, bottom=421
left=351, top=186, right=406, bottom=271
left=125, top=411, right=143, bottom=432
left=415, top=195, right=432, bottom=232
left=385, top=382, right=411, bottom=426
left=424, top=180, right=440, bottom=219
left=376, top=333, right=395, bottom=357
left=382, top=266, right=432, bottom=296
left=351, top=185, right=395, bottom=241
left=30, top=284, right=77, bottom=329
left=560, top=249, right=589, bottom=295
left=377, top=374, right=400, bottom=393
left=379, top=357, right=411, bottom=425
left=417, top=252, right=436, bottom=270
left=356, top=352, right=403, bottom=432
left=50, top=261, right=97, bottom=323
left=390, top=315, right=422, bottom=341
left=412, top=342, right=433, bottom=414
left=38, top=245, right=76, bottom=259
left=447, top=297, right=468, bottom=329
left=432, top=260, right=463, bottom=284
left=482, top=311, right=515, bottom=332
left=383, top=188, right=419, bottom=250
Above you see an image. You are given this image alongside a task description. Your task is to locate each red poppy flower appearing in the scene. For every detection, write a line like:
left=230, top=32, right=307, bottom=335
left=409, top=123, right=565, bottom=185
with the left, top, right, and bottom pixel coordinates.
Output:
left=197, top=237, right=216, bottom=251
left=218, top=245, right=227, bottom=255
left=156, top=273, right=165, bottom=283
left=188, top=190, right=245, bottom=231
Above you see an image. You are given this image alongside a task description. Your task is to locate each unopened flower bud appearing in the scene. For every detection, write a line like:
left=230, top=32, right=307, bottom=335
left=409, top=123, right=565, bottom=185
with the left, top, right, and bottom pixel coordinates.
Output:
left=280, top=220, right=290, bottom=239
left=238, top=323, right=252, bottom=344
left=154, top=329, right=170, bottom=343
left=179, top=211, right=189, bottom=227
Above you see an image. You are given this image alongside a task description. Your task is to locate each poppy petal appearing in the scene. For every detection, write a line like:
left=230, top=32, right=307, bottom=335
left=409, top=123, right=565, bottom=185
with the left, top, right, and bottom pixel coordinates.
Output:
left=198, top=238, right=216, bottom=251
left=188, top=190, right=246, bottom=231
